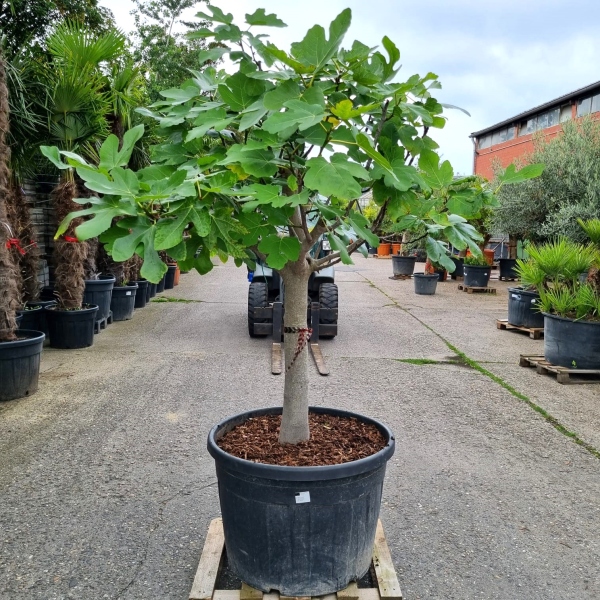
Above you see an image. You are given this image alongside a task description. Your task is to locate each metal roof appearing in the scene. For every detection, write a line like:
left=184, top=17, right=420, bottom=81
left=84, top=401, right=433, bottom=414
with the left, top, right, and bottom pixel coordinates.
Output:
left=470, top=79, right=600, bottom=138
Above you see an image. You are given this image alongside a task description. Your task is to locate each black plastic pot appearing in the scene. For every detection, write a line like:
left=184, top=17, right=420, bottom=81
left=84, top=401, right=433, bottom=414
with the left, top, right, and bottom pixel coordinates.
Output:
left=164, top=264, right=177, bottom=289
left=0, top=330, right=45, bottom=401
left=207, top=406, right=395, bottom=597
left=110, top=284, right=138, bottom=321
left=463, top=264, right=491, bottom=288
left=24, top=300, right=57, bottom=337
left=148, top=282, right=157, bottom=299
left=17, top=305, right=44, bottom=332
left=84, top=276, right=115, bottom=325
left=413, top=273, right=439, bottom=295
left=450, top=257, right=464, bottom=279
left=499, top=258, right=518, bottom=281
left=45, top=304, right=99, bottom=349
left=391, top=255, right=416, bottom=276
left=133, top=280, right=148, bottom=309
left=544, top=313, right=600, bottom=369
left=507, top=288, right=544, bottom=328
left=156, top=273, right=166, bottom=293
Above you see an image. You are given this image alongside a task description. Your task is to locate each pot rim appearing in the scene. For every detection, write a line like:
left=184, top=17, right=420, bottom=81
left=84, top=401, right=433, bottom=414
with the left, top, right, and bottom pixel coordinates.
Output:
left=542, top=312, right=600, bottom=326
left=0, top=329, right=45, bottom=347
left=44, top=304, right=99, bottom=314
left=207, top=406, right=395, bottom=481
left=413, top=273, right=439, bottom=279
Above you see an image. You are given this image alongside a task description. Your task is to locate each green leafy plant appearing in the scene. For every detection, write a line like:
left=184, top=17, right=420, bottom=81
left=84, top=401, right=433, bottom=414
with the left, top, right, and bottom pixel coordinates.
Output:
left=42, top=5, right=543, bottom=443
left=463, top=254, right=489, bottom=267
left=520, top=237, right=600, bottom=320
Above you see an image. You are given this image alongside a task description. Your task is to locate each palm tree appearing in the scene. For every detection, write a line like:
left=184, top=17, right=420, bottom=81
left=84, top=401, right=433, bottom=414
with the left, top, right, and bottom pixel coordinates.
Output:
left=43, top=22, right=125, bottom=309
left=0, top=48, right=20, bottom=342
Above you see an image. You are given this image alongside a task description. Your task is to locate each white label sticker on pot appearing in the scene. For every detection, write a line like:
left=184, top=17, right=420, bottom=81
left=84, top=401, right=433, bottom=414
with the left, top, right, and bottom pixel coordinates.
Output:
left=295, top=491, right=311, bottom=504
left=126, top=291, right=132, bottom=296
left=532, top=299, right=536, bottom=303
left=512, top=294, right=519, bottom=299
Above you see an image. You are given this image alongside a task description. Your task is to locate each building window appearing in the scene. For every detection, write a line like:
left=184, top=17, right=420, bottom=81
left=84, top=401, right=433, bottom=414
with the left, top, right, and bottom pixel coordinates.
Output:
left=488, top=126, right=514, bottom=146
left=519, top=107, right=562, bottom=136
left=592, top=93, right=600, bottom=113
left=577, top=97, right=592, bottom=117
left=478, top=134, right=492, bottom=149
left=559, top=104, right=572, bottom=122
left=519, top=117, right=536, bottom=136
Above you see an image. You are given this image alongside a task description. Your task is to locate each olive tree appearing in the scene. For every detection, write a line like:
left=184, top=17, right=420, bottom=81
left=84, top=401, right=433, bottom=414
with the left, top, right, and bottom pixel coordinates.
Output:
left=42, top=6, right=540, bottom=443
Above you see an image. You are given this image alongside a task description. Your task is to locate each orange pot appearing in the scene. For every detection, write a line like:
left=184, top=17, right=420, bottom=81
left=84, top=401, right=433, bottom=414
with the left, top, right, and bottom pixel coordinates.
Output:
left=392, top=243, right=402, bottom=255
left=174, top=266, right=180, bottom=286
left=483, top=249, right=495, bottom=265
left=377, top=243, right=391, bottom=256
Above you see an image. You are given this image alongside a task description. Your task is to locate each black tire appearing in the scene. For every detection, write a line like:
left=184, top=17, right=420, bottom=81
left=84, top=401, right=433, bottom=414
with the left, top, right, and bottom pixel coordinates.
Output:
left=319, top=283, right=338, bottom=338
left=248, top=282, right=268, bottom=337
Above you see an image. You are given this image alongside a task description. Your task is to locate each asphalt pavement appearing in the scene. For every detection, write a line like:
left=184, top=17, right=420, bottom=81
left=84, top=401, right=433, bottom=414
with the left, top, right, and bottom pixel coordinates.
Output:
left=0, top=256, right=598, bottom=600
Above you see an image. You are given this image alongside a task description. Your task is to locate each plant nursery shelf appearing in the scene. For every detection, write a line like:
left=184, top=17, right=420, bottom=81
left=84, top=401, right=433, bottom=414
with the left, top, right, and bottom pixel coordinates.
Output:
left=519, top=355, right=600, bottom=384
left=496, top=319, right=544, bottom=340
left=457, top=284, right=497, bottom=295
left=190, top=518, right=402, bottom=600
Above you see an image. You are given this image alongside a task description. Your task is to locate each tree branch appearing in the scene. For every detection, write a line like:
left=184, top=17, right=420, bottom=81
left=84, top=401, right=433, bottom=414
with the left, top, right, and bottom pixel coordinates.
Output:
left=364, top=100, right=390, bottom=171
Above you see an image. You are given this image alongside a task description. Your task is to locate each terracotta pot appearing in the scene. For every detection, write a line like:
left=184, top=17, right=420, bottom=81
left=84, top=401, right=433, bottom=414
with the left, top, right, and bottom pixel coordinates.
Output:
left=391, top=243, right=401, bottom=255
left=377, top=243, right=391, bottom=256
left=174, top=265, right=180, bottom=286
left=483, top=249, right=495, bottom=265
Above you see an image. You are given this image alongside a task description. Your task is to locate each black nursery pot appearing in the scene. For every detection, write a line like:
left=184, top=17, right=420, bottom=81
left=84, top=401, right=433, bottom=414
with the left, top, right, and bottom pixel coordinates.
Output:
left=110, top=284, right=138, bottom=321
left=507, top=288, right=544, bottom=329
left=156, top=273, right=166, bottom=293
left=21, top=300, right=57, bottom=337
left=45, top=304, right=99, bottom=349
left=132, top=280, right=148, bottom=309
left=544, top=313, right=600, bottom=369
left=499, top=258, right=518, bottom=280
left=84, top=276, right=115, bottom=324
left=450, top=256, right=464, bottom=278
left=0, top=330, right=45, bottom=402
left=207, top=407, right=395, bottom=597
left=164, top=264, right=177, bottom=289
left=413, top=273, right=439, bottom=295
left=463, top=264, right=491, bottom=287
left=391, top=255, right=416, bottom=276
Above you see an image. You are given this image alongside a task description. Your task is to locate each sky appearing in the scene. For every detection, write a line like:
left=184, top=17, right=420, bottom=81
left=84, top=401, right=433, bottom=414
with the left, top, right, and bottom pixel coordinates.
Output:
left=99, top=0, right=600, bottom=175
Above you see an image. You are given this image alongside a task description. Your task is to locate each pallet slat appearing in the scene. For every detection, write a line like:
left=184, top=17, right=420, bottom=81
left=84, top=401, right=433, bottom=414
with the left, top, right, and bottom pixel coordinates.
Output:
left=190, top=518, right=225, bottom=600
left=496, top=319, right=543, bottom=340
left=193, top=518, right=400, bottom=600
left=372, top=521, right=403, bottom=600
left=519, top=354, right=600, bottom=384
left=458, top=284, right=496, bottom=295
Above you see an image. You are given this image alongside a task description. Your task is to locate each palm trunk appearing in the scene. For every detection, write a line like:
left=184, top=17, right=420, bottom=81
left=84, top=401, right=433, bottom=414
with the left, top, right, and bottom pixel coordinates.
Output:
left=52, top=180, right=88, bottom=310
left=11, top=182, right=40, bottom=302
left=0, top=52, right=20, bottom=342
left=279, top=262, right=311, bottom=444
left=508, top=234, right=518, bottom=259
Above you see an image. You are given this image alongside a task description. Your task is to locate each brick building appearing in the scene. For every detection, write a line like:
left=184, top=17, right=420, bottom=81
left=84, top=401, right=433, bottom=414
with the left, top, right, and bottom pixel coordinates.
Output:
left=471, top=80, right=600, bottom=179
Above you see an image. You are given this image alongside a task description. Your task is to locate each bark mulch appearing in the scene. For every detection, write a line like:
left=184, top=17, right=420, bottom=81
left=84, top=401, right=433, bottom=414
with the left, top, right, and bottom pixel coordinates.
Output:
left=216, top=413, right=387, bottom=467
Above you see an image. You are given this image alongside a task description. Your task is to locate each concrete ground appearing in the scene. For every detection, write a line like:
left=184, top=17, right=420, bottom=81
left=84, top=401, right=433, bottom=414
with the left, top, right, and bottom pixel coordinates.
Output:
left=1, top=256, right=599, bottom=600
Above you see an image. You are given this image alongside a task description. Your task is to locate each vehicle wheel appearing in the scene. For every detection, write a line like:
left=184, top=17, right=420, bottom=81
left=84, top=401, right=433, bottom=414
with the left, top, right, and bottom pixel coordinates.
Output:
left=319, top=283, right=338, bottom=339
left=248, top=282, right=268, bottom=337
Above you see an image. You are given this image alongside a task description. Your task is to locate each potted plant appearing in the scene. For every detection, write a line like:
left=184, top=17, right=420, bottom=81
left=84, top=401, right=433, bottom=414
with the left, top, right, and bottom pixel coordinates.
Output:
left=518, top=236, right=600, bottom=368
left=47, top=7, right=542, bottom=594
left=510, top=258, right=545, bottom=329
left=0, top=49, right=45, bottom=401
left=413, top=272, right=439, bottom=295
left=463, top=254, right=492, bottom=288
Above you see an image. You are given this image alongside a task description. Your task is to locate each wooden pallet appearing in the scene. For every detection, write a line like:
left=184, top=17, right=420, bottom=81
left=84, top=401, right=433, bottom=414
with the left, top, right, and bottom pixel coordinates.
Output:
left=388, top=274, right=412, bottom=280
left=190, top=518, right=402, bottom=600
left=457, top=284, right=497, bottom=295
left=519, top=355, right=600, bottom=384
left=496, top=319, right=544, bottom=340
left=373, top=255, right=393, bottom=259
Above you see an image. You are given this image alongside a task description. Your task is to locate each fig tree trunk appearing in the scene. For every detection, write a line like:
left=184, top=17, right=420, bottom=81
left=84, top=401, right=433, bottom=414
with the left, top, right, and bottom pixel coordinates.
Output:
left=508, top=234, right=518, bottom=259
left=279, top=260, right=311, bottom=444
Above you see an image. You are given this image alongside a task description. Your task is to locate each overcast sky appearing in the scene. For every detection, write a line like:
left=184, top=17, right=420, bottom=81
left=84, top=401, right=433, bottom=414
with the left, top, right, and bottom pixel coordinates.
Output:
left=99, top=0, right=600, bottom=175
